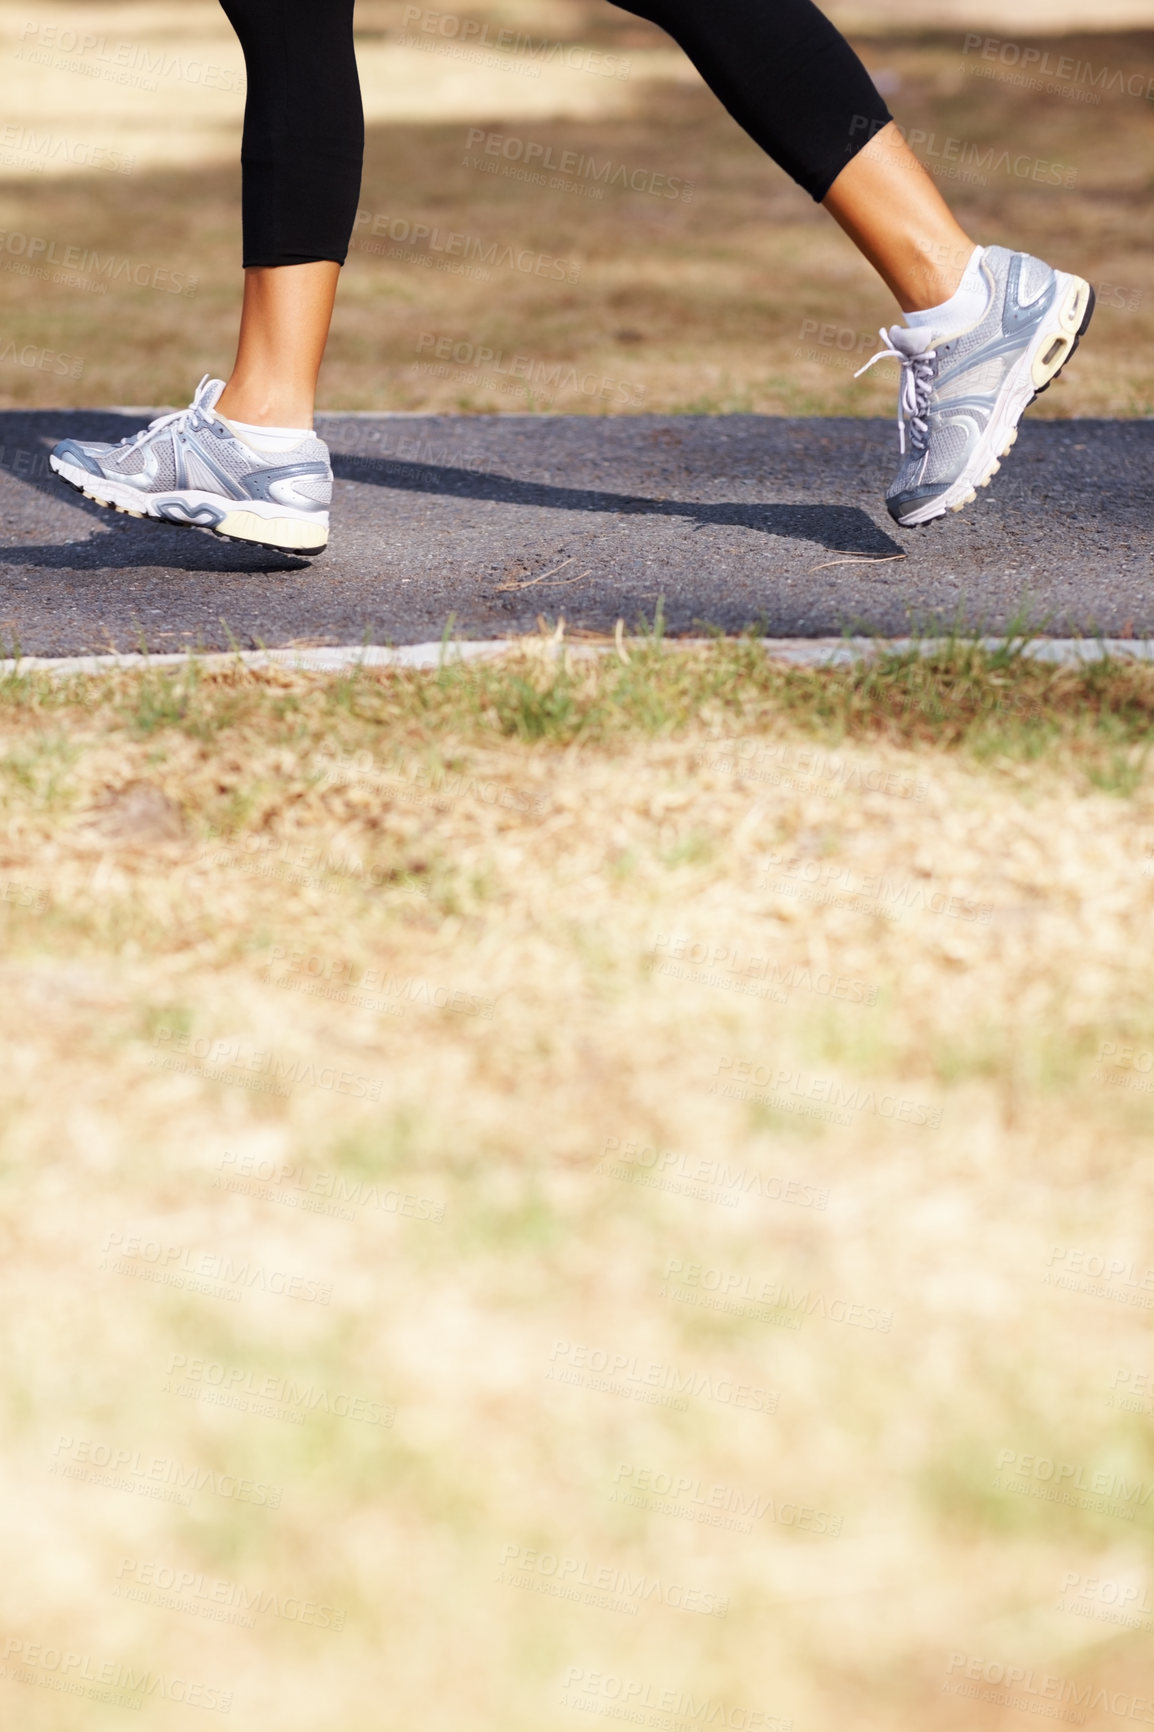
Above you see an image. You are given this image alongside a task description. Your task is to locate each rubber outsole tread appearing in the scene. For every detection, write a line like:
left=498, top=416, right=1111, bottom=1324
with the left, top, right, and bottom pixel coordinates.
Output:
left=53, top=469, right=326, bottom=557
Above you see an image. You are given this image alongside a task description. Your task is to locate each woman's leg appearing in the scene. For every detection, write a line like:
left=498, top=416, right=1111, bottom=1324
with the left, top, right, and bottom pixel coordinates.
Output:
left=49, top=0, right=362, bottom=553
left=214, top=0, right=364, bottom=429
left=217, top=262, right=341, bottom=430
left=612, top=0, right=1093, bottom=527
left=821, top=128, right=977, bottom=315
left=612, top=0, right=976, bottom=312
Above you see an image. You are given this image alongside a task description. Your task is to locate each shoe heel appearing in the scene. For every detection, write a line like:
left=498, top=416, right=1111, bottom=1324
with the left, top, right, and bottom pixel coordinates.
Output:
left=1060, top=276, right=1095, bottom=337
left=1031, top=278, right=1095, bottom=390
left=216, top=509, right=328, bottom=555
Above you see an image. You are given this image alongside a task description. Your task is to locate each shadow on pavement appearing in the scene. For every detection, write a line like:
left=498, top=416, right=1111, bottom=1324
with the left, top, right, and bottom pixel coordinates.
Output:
left=0, top=539, right=312, bottom=574
left=0, top=410, right=903, bottom=569
left=330, top=453, right=903, bottom=556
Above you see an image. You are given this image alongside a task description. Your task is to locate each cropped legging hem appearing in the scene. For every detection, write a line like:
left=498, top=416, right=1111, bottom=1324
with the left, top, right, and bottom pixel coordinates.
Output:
left=219, top=0, right=364, bottom=269
left=612, top=0, right=892, bottom=203
left=219, top=0, right=891, bottom=268
left=240, top=145, right=365, bottom=268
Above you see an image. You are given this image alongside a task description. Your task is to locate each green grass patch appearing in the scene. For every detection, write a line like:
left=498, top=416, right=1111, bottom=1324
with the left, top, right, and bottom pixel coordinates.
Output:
left=2, top=635, right=1153, bottom=796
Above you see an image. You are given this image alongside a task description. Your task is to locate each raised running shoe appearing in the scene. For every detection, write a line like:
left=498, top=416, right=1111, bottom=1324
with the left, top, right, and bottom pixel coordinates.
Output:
left=857, top=247, right=1095, bottom=528
left=49, top=376, right=331, bottom=554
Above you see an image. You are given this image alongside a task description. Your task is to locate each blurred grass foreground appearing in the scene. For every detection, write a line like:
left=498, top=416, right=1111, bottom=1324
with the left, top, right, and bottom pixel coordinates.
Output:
left=3, top=636, right=1154, bottom=1728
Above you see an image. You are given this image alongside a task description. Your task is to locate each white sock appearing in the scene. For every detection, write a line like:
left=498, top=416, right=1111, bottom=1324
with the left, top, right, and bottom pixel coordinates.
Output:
left=904, top=246, right=988, bottom=339
left=213, top=413, right=313, bottom=454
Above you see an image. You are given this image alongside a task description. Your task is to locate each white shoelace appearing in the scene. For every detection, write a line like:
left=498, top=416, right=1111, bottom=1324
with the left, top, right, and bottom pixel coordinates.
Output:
left=113, top=375, right=214, bottom=448
left=855, top=332, right=937, bottom=456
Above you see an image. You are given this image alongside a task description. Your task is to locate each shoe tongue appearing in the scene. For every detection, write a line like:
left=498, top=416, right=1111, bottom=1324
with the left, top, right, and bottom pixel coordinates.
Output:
left=194, top=377, right=227, bottom=411
left=890, top=324, right=937, bottom=357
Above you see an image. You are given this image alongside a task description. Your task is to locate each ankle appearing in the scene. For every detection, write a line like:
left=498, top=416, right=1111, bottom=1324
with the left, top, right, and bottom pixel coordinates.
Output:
left=899, top=239, right=982, bottom=315
left=900, top=246, right=988, bottom=341
left=215, top=383, right=314, bottom=431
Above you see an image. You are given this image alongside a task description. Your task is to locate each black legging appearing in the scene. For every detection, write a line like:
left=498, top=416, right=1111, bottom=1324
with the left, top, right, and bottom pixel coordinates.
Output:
left=219, top=0, right=890, bottom=269
left=218, top=0, right=365, bottom=269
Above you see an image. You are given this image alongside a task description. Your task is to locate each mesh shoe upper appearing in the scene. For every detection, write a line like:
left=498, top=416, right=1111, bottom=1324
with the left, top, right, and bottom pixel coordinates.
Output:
left=858, top=247, right=1060, bottom=511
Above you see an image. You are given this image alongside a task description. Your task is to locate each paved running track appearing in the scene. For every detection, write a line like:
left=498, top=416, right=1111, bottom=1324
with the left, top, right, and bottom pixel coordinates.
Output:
left=0, top=410, right=1151, bottom=655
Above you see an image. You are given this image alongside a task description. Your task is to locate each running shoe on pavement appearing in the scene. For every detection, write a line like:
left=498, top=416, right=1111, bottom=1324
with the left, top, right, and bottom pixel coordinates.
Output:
left=857, top=246, right=1095, bottom=528
left=49, top=376, right=332, bottom=554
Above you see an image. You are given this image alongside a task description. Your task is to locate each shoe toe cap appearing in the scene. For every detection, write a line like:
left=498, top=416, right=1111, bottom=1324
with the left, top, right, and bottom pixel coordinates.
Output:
left=51, top=439, right=106, bottom=477
left=886, top=483, right=946, bottom=526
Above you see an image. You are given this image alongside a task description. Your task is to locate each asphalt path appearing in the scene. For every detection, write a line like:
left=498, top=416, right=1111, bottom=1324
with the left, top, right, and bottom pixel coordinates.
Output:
left=0, top=410, right=1151, bottom=655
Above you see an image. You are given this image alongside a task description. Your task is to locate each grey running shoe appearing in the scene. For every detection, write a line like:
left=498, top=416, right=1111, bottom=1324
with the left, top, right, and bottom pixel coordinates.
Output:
left=49, top=376, right=331, bottom=554
left=857, top=247, right=1095, bottom=528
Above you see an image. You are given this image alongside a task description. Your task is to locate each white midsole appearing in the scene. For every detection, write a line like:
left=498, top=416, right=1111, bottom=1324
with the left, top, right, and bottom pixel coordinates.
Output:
left=897, top=271, right=1091, bottom=527
left=48, top=456, right=328, bottom=529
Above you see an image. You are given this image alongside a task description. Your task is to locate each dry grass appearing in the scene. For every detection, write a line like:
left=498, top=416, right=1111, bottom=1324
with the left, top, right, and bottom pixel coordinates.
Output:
left=2, top=642, right=1154, bottom=1730
left=0, top=3, right=1151, bottom=414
